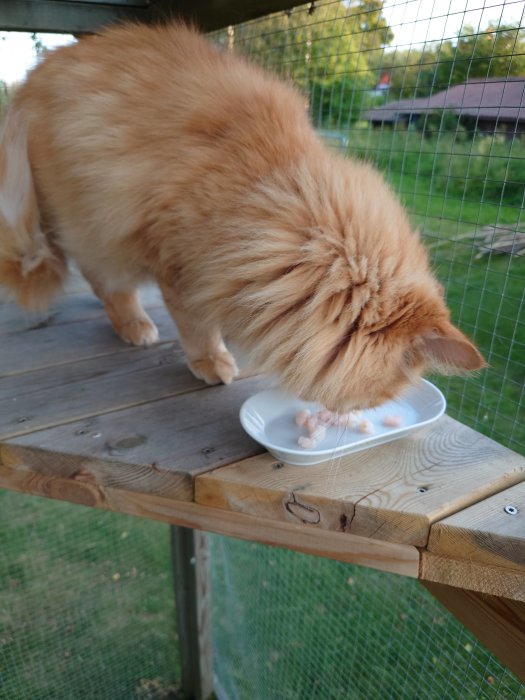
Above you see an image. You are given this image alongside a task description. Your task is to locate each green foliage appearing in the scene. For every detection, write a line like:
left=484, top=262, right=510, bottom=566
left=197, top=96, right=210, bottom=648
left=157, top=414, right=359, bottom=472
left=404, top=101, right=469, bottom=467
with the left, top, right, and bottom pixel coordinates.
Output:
left=416, top=109, right=468, bottom=139
left=390, top=24, right=525, bottom=99
left=347, top=126, right=525, bottom=206
left=215, top=0, right=393, bottom=127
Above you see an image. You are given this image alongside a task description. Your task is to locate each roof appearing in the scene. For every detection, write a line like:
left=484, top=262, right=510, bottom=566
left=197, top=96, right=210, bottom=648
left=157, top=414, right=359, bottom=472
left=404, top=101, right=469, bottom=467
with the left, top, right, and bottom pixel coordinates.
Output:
left=363, top=77, right=525, bottom=123
left=0, top=0, right=299, bottom=33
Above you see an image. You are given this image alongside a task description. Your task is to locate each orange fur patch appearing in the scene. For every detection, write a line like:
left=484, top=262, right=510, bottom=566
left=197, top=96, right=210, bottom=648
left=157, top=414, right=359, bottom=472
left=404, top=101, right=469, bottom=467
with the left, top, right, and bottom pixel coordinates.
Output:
left=0, top=23, right=483, bottom=408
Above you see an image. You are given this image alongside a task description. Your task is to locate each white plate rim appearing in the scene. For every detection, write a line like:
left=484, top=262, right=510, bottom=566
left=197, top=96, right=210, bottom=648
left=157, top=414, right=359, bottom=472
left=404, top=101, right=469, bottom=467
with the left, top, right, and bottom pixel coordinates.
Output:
left=239, top=379, right=446, bottom=464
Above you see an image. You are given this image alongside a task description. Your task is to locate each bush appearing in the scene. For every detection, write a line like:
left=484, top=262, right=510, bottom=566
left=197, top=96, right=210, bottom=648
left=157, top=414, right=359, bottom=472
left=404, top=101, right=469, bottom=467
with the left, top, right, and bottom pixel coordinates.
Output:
left=346, top=127, right=525, bottom=206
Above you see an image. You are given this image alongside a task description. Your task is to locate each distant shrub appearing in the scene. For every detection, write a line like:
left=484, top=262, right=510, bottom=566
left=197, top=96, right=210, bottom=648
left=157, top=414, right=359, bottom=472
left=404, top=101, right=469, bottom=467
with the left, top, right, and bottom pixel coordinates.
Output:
left=347, top=127, right=525, bottom=206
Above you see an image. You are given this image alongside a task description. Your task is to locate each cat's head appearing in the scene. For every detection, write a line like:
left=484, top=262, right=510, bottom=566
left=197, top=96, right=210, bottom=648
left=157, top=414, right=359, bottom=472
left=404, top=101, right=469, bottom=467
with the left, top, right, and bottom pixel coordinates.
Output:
left=237, top=157, right=484, bottom=412
left=276, top=288, right=485, bottom=413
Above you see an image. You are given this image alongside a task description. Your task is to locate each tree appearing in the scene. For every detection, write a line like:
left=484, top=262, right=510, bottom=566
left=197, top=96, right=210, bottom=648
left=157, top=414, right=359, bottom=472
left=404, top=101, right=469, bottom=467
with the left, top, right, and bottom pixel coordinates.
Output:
left=389, top=24, right=525, bottom=100
left=217, top=1, right=394, bottom=126
left=435, top=24, right=525, bottom=87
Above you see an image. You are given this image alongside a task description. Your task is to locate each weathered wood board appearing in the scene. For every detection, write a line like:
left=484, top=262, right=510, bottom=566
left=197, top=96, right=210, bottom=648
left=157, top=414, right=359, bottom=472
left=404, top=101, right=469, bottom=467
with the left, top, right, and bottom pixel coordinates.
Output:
left=0, top=342, right=200, bottom=438
left=0, top=0, right=149, bottom=33
left=427, top=481, right=525, bottom=574
left=1, top=374, right=269, bottom=500
left=196, top=416, right=525, bottom=545
left=0, top=305, right=176, bottom=376
left=0, top=0, right=301, bottom=34
left=0, top=283, right=163, bottom=334
left=1, top=285, right=525, bottom=602
left=0, top=461, right=420, bottom=578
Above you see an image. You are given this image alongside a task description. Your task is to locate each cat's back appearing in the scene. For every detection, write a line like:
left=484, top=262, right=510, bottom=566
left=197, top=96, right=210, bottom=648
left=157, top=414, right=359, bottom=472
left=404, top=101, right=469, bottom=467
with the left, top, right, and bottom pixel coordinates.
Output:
left=16, top=22, right=309, bottom=193
left=20, top=24, right=226, bottom=110
left=18, top=23, right=302, bottom=139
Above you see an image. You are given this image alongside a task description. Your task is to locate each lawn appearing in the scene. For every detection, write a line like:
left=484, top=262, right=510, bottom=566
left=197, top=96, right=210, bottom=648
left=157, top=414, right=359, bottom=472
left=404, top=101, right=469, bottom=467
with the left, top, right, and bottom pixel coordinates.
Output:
left=2, top=493, right=523, bottom=700
left=0, top=494, right=179, bottom=700
left=1, top=127, right=524, bottom=699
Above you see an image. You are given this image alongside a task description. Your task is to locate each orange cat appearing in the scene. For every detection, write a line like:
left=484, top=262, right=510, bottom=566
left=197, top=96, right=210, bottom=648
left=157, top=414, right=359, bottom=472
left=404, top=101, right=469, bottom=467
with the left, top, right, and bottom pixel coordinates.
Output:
left=0, top=23, right=483, bottom=411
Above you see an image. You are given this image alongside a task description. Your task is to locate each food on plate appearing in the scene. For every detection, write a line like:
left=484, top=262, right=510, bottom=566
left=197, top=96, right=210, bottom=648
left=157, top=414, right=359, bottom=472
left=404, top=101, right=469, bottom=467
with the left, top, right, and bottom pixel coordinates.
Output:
left=382, top=415, right=403, bottom=428
left=357, top=419, right=374, bottom=434
left=295, top=407, right=369, bottom=448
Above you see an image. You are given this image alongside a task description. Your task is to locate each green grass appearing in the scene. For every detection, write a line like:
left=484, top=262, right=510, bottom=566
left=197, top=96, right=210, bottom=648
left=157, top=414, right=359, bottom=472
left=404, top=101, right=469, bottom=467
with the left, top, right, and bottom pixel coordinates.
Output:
left=2, top=494, right=523, bottom=699
left=211, top=538, right=525, bottom=700
left=0, top=494, right=180, bottom=700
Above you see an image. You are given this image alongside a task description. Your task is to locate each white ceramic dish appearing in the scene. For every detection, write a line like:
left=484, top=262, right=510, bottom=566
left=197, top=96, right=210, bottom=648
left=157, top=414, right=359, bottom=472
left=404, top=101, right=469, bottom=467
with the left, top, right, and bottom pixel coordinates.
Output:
left=240, top=379, right=446, bottom=466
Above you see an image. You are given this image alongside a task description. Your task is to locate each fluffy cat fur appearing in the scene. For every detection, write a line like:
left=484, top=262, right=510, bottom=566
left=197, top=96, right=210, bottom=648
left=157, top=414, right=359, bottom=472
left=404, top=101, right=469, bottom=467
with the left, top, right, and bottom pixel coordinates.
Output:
left=0, top=23, right=484, bottom=411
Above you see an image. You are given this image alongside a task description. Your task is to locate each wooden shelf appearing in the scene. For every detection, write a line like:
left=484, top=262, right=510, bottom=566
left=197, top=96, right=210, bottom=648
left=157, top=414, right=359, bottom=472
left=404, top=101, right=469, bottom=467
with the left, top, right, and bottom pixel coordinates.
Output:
left=0, top=279, right=523, bottom=602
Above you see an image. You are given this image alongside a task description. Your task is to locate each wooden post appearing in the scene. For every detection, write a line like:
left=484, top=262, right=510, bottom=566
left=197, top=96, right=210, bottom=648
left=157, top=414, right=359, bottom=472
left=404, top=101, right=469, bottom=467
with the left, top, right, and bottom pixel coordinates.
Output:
left=170, top=526, right=214, bottom=700
left=423, top=582, right=525, bottom=683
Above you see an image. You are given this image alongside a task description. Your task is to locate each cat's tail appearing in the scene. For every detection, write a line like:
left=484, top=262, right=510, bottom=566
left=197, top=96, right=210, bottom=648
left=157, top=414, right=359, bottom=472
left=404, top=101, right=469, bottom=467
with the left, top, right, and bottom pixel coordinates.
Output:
left=0, top=101, right=66, bottom=310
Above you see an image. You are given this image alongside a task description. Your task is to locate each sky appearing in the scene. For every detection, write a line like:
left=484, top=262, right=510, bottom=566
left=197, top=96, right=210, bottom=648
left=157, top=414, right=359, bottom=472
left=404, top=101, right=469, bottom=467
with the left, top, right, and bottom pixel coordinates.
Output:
left=0, top=0, right=523, bottom=85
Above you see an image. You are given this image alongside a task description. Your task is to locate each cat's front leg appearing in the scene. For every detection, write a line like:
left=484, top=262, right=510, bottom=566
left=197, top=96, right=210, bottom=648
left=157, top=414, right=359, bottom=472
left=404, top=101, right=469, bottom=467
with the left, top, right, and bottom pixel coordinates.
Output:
left=159, top=282, right=238, bottom=385
left=83, top=272, right=159, bottom=346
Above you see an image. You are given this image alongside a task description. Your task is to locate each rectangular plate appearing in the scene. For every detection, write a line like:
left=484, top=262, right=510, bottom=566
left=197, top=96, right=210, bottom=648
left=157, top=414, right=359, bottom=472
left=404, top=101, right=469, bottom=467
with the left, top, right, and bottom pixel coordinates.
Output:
left=240, top=379, right=446, bottom=466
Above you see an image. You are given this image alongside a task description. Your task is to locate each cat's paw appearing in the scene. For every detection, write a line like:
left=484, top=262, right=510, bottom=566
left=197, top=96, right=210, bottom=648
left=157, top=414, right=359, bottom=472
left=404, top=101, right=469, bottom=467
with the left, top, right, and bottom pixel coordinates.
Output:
left=189, top=351, right=239, bottom=385
left=117, top=317, right=159, bottom=346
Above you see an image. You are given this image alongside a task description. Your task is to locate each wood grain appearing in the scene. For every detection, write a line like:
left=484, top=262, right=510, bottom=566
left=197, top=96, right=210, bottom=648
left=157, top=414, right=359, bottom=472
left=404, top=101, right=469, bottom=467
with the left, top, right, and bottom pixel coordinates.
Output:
left=0, top=461, right=420, bottom=578
left=1, top=375, right=269, bottom=499
left=0, top=283, right=163, bottom=335
left=428, top=481, right=525, bottom=573
left=420, top=552, right=525, bottom=602
left=0, top=342, right=203, bottom=439
left=0, top=305, right=177, bottom=376
left=423, top=582, right=525, bottom=682
left=196, top=416, right=525, bottom=545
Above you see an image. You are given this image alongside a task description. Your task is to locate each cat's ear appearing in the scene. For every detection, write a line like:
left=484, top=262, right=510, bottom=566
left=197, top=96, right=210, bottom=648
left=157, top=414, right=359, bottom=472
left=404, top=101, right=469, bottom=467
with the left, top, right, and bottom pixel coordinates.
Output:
left=415, top=321, right=485, bottom=374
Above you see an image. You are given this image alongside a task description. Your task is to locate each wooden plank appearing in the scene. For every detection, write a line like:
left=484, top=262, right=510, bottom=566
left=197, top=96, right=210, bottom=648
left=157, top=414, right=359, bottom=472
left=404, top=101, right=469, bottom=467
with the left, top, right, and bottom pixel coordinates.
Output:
left=0, top=0, right=302, bottom=33
left=0, top=0, right=149, bottom=33
left=195, top=416, right=525, bottom=545
left=0, top=285, right=164, bottom=335
left=427, top=481, right=525, bottom=573
left=171, top=526, right=214, bottom=700
left=0, top=342, right=206, bottom=439
left=0, top=461, right=420, bottom=578
left=0, top=305, right=176, bottom=376
left=0, top=375, right=269, bottom=500
left=420, top=553, right=525, bottom=602
left=423, top=582, right=525, bottom=683
left=154, top=0, right=301, bottom=31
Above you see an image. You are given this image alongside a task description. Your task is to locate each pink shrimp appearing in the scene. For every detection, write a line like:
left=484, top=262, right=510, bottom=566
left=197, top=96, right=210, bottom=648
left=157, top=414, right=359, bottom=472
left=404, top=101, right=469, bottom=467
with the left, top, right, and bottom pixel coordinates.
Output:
left=382, top=415, right=403, bottom=428
left=358, top=419, right=374, bottom=434
left=295, top=409, right=311, bottom=427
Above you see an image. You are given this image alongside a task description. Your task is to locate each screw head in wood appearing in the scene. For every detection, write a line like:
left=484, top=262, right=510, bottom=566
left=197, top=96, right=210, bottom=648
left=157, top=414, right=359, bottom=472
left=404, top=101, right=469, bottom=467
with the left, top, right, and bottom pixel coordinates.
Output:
left=504, top=504, right=518, bottom=516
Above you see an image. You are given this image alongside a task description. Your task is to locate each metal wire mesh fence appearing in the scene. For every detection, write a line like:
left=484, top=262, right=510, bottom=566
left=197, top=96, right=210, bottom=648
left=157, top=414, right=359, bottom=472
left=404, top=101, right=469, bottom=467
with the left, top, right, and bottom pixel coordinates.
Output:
left=0, top=491, right=180, bottom=700
left=210, top=536, right=524, bottom=700
left=213, top=0, right=525, bottom=456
